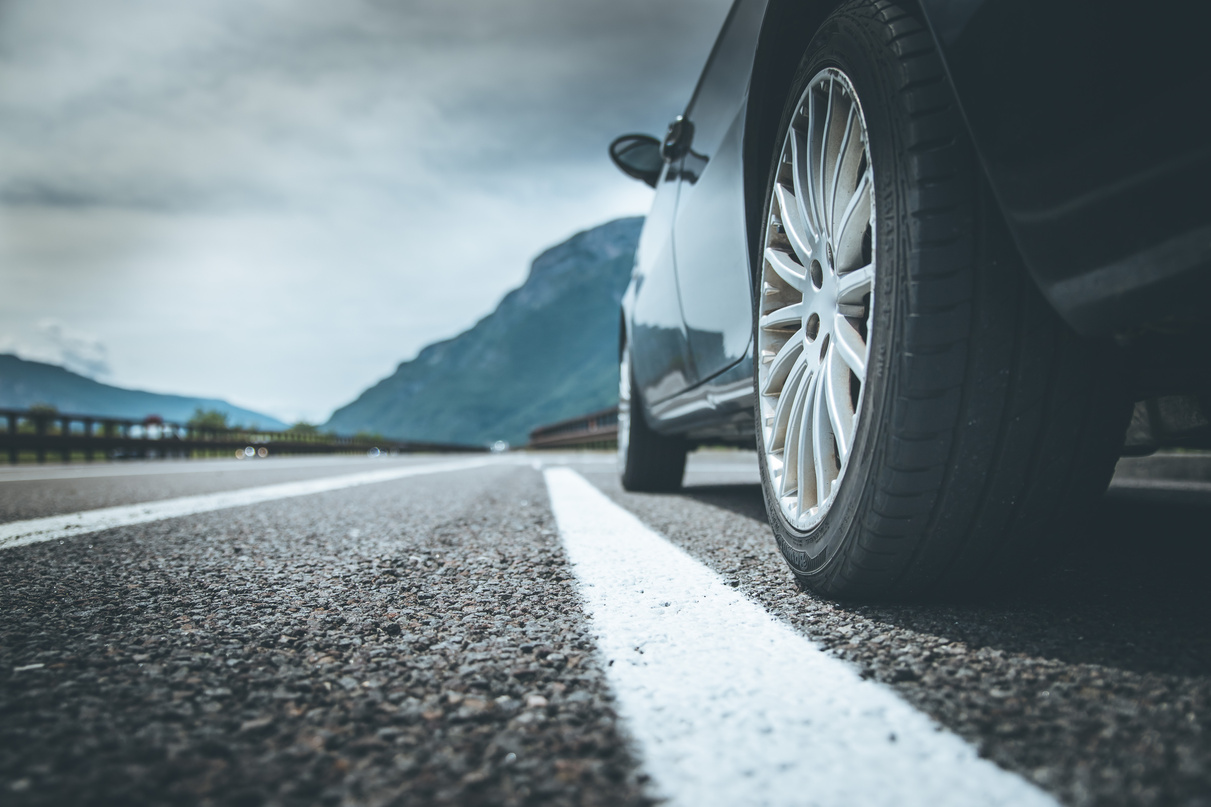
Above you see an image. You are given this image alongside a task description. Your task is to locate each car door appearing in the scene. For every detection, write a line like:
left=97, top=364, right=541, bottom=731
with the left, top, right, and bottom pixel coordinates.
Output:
left=669, top=0, right=766, bottom=384
left=628, top=160, right=698, bottom=406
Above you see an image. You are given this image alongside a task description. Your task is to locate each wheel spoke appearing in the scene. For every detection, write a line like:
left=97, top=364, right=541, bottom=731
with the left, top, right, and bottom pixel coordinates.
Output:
left=824, top=348, right=855, bottom=464
left=801, top=87, right=825, bottom=238
left=759, top=301, right=804, bottom=331
left=781, top=367, right=812, bottom=499
left=828, top=104, right=857, bottom=234
left=836, top=263, right=873, bottom=303
left=762, top=333, right=804, bottom=395
left=835, top=169, right=871, bottom=270
left=811, top=367, right=836, bottom=505
left=769, top=354, right=808, bottom=452
left=796, top=370, right=819, bottom=515
left=774, top=183, right=814, bottom=266
left=764, top=246, right=807, bottom=292
left=790, top=129, right=820, bottom=239
left=832, top=313, right=867, bottom=381
left=817, top=78, right=834, bottom=234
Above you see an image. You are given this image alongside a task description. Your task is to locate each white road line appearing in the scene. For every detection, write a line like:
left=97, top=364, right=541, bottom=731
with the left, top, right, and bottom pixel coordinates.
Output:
left=0, top=457, right=499, bottom=551
left=684, top=464, right=761, bottom=474
left=0, top=456, right=420, bottom=483
left=1109, top=478, right=1211, bottom=493
left=543, top=467, right=1057, bottom=807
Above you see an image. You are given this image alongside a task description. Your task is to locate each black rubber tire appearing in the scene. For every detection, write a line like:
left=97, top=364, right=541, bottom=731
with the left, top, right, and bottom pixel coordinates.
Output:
left=754, top=0, right=1129, bottom=600
left=619, top=343, right=687, bottom=492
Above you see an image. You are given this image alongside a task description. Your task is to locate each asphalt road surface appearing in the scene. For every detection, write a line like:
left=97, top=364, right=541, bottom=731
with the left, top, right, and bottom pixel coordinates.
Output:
left=0, top=452, right=1208, bottom=806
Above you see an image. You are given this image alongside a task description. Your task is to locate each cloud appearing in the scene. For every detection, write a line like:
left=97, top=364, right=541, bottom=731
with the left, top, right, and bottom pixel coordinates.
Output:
left=39, top=320, right=112, bottom=379
left=0, top=0, right=725, bottom=215
left=0, top=0, right=734, bottom=420
left=0, top=319, right=112, bottom=379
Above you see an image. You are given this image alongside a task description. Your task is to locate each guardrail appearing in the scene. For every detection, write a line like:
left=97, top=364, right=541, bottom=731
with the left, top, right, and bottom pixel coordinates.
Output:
left=528, top=406, right=619, bottom=449
left=0, top=408, right=484, bottom=464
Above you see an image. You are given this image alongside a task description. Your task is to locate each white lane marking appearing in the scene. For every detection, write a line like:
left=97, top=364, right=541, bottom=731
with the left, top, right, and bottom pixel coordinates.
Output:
left=0, top=457, right=499, bottom=551
left=684, top=464, right=761, bottom=474
left=0, top=455, right=446, bottom=483
left=1110, top=478, right=1211, bottom=493
left=521, top=453, right=614, bottom=465
left=543, top=467, right=1057, bottom=807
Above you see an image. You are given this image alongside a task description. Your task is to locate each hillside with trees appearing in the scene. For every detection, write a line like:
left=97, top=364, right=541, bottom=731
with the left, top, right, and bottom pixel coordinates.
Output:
left=0, top=354, right=287, bottom=429
left=324, top=217, right=640, bottom=446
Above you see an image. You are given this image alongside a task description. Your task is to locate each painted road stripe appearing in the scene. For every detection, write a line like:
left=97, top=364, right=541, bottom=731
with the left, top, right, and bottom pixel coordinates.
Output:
left=0, top=457, right=498, bottom=551
left=0, top=455, right=418, bottom=483
left=543, top=467, right=1057, bottom=807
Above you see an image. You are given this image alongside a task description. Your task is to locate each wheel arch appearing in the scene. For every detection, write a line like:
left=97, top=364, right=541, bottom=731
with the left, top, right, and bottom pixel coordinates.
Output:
left=742, top=0, right=938, bottom=284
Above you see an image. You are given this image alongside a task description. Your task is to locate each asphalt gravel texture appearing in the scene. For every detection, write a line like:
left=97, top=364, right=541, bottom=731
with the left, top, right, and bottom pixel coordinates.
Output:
left=0, top=460, right=649, bottom=806
left=1, top=452, right=1209, bottom=806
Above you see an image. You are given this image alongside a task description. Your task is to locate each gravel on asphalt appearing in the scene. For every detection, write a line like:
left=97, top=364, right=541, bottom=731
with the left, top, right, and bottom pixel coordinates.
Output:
left=0, top=465, right=650, bottom=807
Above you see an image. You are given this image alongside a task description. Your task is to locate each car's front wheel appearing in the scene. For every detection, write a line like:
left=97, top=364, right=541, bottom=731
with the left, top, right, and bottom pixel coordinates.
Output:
left=754, top=0, right=1128, bottom=599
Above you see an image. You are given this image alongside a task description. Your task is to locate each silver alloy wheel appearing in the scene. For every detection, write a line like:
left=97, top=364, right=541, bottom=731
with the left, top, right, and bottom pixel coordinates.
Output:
left=617, top=346, right=632, bottom=471
left=758, top=67, right=875, bottom=531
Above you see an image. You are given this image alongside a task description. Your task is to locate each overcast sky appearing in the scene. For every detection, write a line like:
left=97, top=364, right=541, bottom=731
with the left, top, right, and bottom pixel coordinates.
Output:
left=0, top=0, right=733, bottom=423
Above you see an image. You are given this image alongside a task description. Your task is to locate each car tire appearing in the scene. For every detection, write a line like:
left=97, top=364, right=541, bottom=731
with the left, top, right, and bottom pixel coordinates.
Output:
left=618, top=337, right=687, bottom=492
left=753, top=0, right=1129, bottom=599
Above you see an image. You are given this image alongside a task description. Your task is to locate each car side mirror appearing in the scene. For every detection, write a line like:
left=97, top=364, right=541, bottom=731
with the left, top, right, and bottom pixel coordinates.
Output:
left=609, top=134, right=663, bottom=188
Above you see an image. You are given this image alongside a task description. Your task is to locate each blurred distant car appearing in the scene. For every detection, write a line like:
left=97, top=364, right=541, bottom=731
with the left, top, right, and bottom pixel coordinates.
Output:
left=610, top=0, right=1211, bottom=599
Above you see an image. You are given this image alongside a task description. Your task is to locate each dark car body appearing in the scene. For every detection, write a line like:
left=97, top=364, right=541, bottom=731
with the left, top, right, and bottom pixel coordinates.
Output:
left=622, top=0, right=1211, bottom=444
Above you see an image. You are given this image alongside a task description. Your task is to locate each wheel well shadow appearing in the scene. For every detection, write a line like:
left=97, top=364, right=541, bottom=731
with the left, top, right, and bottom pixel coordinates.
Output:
left=677, top=483, right=769, bottom=524
left=675, top=481, right=1211, bottom=678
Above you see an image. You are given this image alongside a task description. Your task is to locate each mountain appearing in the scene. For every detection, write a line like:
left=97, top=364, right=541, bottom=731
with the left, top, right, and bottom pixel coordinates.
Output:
left=325, top=216, right=642, bottom=446
left=0, top=354, right=288, bottom=429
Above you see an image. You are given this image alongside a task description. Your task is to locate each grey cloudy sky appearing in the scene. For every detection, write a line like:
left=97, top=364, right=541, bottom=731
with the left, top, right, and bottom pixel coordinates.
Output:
left=0, top=0, right=733, bottom=423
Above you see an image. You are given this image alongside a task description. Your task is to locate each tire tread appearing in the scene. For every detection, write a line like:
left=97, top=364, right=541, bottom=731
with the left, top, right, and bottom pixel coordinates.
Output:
left=619, top=355, right=688, bottom=493
left=763, top=0, right=1127, bottom=600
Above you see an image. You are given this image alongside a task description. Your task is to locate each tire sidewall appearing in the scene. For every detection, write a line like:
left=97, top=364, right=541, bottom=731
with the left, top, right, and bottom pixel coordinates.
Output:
left=617, top=342, right=633, bottom=476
